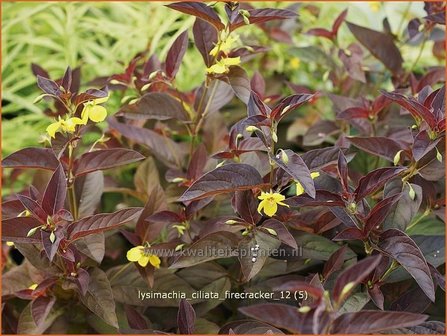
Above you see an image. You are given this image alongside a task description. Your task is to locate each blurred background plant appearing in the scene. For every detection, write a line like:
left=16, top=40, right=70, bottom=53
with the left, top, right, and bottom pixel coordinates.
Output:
left=1, top=2, right=439, bottom=156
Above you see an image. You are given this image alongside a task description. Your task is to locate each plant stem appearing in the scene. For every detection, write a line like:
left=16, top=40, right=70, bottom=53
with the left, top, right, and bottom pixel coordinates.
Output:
left=109, top=262, right=133, bottom=283
left=379, top=260, right=399, bottom=282
left=67, top=143, right=78, bottom=220
left=406, top=208, right=430, bottom=231
left=190, top=80, right=219, bottom=155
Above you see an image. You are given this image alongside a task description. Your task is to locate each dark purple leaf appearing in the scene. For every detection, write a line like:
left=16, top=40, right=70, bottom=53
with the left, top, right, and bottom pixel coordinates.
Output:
left=239, top=303, right=307, bottom=334
left=238, top=231, right=280, bottom=281
left=41, top=229, right=63, bottom=262
left=108, top=117, right=184, bottom=168
left=271, top=93, right=315, bottom=121
left=301, top=146, right=342, bottom=170
left=272, top=149, right=315, bottom=198
left=233, top=190, right=261, bottom=225
left=16, top=195, right=47, bottom=224
left=346, top=21, right=403, bottom=74
left=378, top=229, right=435, bottom=302
left=337, top=150, right=349, bottom=193
left=74, top=148, right=144, bottom=176
left=413, top=130, right=442, bottom=161
left=225, top=66, right=250, bottom=104
left=1, top=217, right=41, bottom=243
left=231, top=8, right=296, bottom=31
left=333, top=227, right=365, bottom=241
left=117, top=92, right=188, bottom=121
left=322, top=245, right=347, bottom=280
left=36, top=75, right=61, bottom=96
left=60, top=67, right=72, bottom=91
left=331, top=311, right=427, bottom=333
left=332, top=9, right=348, bottom=34
left=67, top=208, right=142, bottom=241
left=187, top=144, right=207, bottom=181
left=348, top=136, right=404, bottom=162
left=170, top=231, right=240, bottom=268
left=31, top=296, right=56, bottom=328
left=332, top=255, right=382, bottom=303
left=3, top=148, right=59, bottom=170
left=383, top=183, right=422, bottom=231
left=381, top=91, right=437, bottom=129
left=364, top=194, right=401, bottom=234
left=261, top=219, right=297, bottom=249
left=79, top=267, right=118, bottom=328
left=354, top=167, right=406, bottom=201
left=306, top=28, right=334, bottom=40
left=31, top=63, right=50, bottom=78
left=125, top=305, right=148, bottom=330
left=285, top=190, right=344, bottom=207
left=178, top=163, right=266, bottom=202
left=193, top=18, right=218, bottom=67
left=166, top=2, right=224, bottom=30
left=166, top=30, right=189, bottom=78
left=177, top=299, right=196, bottom=334
left=41, top=165, right=66, bottom=216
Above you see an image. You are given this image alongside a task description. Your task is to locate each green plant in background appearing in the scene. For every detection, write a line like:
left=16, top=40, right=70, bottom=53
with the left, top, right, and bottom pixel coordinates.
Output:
left=1, top=2, right=200, bottom=156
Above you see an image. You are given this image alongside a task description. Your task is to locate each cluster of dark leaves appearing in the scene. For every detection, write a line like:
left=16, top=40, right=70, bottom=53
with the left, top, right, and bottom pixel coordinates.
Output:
left=1, top=1, right=446, bottom=334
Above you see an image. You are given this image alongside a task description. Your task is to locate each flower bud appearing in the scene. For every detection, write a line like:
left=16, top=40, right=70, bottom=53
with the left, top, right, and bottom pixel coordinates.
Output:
left=408, top=184, right=416, bottom=201
left=393, top=150, right=403, bottom=166
left=26, top=227, right=39, bottom=237
left=49, top=231, right=56, bottom=243
left=245, top=125, right=260, bottom=132
left=436, top=148, right=442, bottom=162
left=264, top=228, right=277, bottom=236
left=280, top=149, right=289, bottom=164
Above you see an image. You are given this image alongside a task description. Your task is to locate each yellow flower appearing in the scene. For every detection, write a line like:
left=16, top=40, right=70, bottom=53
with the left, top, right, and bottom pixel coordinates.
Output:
left=296, top=172, right=320, bottom=196
left=207, top=57, right=241, bottom=74
left=126, top=245, right=161, bottom=268
left=289, top=57, right=301, bottom=70
left=173, top=224, right=186, bottom=237
left=257, top=190, right=289, bottom=217
left=46, top=116, right=84, bottom=138
left=209, top=34, right=239, bottom=57
left=81, top=95, right=109, bottom=124
left=368, top=2, right=381, bottom=12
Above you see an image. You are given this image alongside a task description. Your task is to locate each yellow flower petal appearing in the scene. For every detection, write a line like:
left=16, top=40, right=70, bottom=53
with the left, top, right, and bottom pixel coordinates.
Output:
left=149, top=255, right=161, bottom=269
left=257, top=199, right=265, bottom=214
left=70, top=117, right=84, bottom=125
left=209, top=45, right=219, bottom=57
left=88, top=105, right=107, bottom=122
left=93, top=94, right=109, bottom=105
left=296, top=182, right=305, bottom=196
left=263, top=201, right=278, bottom=217
left=257, top=191, right=269, bottom=200
left=81, top=104, right=91, bottom=124
left=207, top=63, right=227, bottom=74
left=46, top=121, right=61, bottom=138
left=311, top=172, right=320, bottom=179
left=272, top=193, right=286, bottom=202
left=127, top=246, right=143, bottom=262
left=138, top=255, right=150, bottom=267
left=222, top=56, right=240, bottom=66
